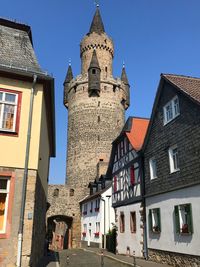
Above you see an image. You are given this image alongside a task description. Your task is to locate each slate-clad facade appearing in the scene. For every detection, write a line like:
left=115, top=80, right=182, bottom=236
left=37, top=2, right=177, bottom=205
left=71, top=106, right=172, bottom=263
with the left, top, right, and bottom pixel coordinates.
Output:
left=143, top=74, right=200, bottom=267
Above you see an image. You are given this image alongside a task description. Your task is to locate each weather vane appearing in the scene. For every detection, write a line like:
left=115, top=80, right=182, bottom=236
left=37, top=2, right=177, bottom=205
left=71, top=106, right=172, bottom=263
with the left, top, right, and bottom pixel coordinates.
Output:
left=94, top=0, right=99, bottom=8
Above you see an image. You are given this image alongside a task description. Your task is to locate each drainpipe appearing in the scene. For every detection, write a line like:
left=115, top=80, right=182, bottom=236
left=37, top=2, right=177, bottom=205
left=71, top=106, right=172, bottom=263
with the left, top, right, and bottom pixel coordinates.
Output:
left=16, top=74, right=37, bottom=267
left=101, top=197, right=106, bottom=249
left=141, top=155, right=148, bottom=260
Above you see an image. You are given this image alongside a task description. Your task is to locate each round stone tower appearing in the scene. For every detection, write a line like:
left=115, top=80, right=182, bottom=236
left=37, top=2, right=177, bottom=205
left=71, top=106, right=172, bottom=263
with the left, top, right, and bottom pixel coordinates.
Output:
left=63, top=6, right=130, bottom=247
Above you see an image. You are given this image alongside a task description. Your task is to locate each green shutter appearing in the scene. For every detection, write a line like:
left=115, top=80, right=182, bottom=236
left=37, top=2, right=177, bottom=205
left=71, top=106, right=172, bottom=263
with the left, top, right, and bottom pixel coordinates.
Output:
left=174, top=205, right=180, bottom=234
left=186, top=204, right=193, bottom=234
left=157, top=208, right=161, bottom=232
left=149, top=209, right=152, bottom=232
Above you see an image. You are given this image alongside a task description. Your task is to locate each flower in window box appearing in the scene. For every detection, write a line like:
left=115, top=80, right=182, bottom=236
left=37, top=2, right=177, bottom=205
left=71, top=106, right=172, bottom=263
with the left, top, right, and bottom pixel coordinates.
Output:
left=82, top=232, right=86, bottom=237
left=95, top=207, right=99, bottom=212
left=181, top=224, right=189, bottom=233
left=94, top=232, right=100, bottom=237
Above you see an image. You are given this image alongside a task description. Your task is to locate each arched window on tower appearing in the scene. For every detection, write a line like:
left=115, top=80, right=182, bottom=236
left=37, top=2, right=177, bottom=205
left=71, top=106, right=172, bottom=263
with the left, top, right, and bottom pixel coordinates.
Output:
left=53, top=188, right=59, bottom=197
left=70, top=189, right=74, bottom=196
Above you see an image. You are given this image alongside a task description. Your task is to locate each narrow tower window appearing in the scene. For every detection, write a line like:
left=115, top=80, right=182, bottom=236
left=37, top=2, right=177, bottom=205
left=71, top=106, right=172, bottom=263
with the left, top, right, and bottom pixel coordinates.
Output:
left=92, top=69, right=96, bottom=74
left=98, top=116, right=100, bottom=123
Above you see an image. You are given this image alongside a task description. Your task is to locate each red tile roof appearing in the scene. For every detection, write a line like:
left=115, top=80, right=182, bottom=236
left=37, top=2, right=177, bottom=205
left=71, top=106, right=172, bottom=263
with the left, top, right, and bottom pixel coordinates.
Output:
left=126, top=117, right=149, bottom=151
left=162, top=74, right=200, bottom=104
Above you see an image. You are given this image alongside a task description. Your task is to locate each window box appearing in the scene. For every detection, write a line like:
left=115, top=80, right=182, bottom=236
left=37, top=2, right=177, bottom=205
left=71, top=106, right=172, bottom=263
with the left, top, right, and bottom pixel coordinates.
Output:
left=94, top=232, right=99, bottom=237
left=95, top=207, right=99, bottom=212
left=175, top=204, right=193, bottom=234
left=82, top=232, right=86, bottom=237
left=149, top=208, right=161, bottom=233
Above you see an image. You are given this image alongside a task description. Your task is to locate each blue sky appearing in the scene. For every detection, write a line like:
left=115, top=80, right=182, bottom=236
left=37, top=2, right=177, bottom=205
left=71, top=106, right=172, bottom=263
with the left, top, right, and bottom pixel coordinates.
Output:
left=1, top=1, right=200, bottom=184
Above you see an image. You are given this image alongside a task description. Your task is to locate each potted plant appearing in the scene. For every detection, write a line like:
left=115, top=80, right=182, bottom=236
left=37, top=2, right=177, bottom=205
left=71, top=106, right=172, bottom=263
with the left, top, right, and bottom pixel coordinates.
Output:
left=181, top=224, right=189, bottom=233
left=94, top=232, right=100, bottom=237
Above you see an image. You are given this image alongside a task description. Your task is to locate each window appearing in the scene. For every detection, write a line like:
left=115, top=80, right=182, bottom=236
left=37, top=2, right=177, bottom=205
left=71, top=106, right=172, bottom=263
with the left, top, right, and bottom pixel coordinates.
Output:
left=168, top=145, right=179, bottom=173
left=53, top=188, right=59, bottom=197
left=69, top=188, right=74, bottom=196
left=0, top=177, right=10, bottom=234
left=83, top=204, right=87, bottom=215
left=95, top=199, right=100, bottom=212
left=113, top=176, right=117, bottom=192
left=0, top=89, right=21, bottom=133
left=120, top=212, right=125, bottom=233
left=90, top=201, right=93, bottom=213
left=149, top=208, right=161, bottom=233
left=174, top=204, right=193, bottom=234
left=95, top=222, right=100, bottom=237
left=130, top=212, right=136, bottom=233
left=82, top=224, right=87, bottom=237
left=130, top=167, right=135, bottom=186
left=163, top=96, right=180, bottom=125
left=149, top=157, right=157, bottom=180
left=92, top=69, right=96, bottom=74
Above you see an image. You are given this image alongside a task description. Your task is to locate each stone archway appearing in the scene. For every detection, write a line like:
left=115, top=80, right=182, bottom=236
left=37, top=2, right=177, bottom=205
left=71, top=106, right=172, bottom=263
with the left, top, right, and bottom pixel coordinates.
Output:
left=47, top=215, right=73, bottom=250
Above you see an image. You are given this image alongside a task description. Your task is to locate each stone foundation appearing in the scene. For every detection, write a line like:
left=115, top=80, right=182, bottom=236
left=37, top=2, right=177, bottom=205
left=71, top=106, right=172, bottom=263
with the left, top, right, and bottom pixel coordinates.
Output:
left=149, top=249, right=200, bottom=267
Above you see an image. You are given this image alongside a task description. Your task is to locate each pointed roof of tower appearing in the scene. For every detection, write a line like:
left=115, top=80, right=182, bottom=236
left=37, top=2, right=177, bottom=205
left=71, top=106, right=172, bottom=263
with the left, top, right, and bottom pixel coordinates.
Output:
left=121, top=66, right=129, bottom=85
left=64, top=64, right=73, bottom=84
left=89, top=7, right=105, bottom=34
left=88, top=49, right=100, bottom=70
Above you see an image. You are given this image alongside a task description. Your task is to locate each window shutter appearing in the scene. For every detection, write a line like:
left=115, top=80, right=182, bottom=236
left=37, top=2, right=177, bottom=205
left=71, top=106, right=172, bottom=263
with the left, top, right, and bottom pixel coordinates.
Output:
left=157, top=208, right=161, bottom=232
left=186, top=204, right=193, bottom=234
left=174, top=205, right=180, bottom=234
left=114, top=176, right=117, bottom=192
left=130, top=167, right=135, bottom=185
left=148, top=209, right=152, bottom=232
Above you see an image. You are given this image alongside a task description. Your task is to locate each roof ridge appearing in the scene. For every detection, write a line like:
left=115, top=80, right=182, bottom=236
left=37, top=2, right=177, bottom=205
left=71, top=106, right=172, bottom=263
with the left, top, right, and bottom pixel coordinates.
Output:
left=162, top=73, right=200, bottom=81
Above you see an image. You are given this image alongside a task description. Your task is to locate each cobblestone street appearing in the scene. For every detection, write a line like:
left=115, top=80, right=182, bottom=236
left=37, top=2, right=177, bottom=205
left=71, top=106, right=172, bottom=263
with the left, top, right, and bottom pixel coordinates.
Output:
left=58, top=249, right=129, bottom=267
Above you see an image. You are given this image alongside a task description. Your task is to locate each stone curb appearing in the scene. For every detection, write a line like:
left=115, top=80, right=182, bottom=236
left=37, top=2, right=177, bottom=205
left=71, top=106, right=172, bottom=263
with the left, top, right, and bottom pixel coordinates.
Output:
left=81, top=248, right=141, bottom=267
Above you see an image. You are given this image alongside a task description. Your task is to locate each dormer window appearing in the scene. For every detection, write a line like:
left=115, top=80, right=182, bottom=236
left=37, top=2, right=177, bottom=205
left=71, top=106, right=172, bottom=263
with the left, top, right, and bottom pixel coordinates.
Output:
left=163, top=96, right=180, bottom=125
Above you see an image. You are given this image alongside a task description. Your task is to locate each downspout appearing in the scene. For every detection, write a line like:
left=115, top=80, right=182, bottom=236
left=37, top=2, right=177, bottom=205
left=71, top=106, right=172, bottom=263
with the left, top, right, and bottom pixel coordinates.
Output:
left=16, top=74, right=37, bottom=267
left=101, top=197, right=106, bottom=249
left=141, top=155, right=148, bottom=260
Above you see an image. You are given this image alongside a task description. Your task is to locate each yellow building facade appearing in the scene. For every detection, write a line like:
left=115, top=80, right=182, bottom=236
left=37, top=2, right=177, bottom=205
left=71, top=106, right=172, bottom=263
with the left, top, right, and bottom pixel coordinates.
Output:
left=0, top=18, right=55, bottom=267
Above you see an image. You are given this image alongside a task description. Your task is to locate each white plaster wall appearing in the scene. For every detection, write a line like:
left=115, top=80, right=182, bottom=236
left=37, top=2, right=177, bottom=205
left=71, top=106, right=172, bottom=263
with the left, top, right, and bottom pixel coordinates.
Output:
left=116, top=202, right=143, bottom=257
left=146, top=184, right=200, bottom=256
left=81, top=187, right=115, bottom=247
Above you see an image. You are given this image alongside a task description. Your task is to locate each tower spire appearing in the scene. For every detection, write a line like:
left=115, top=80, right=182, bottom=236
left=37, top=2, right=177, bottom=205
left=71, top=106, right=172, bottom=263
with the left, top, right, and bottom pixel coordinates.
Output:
left=121, top=64, right=129, bottom=85
left=89, top=6, right=105, bottom=34
left=64, top=63, right=73, bottom=85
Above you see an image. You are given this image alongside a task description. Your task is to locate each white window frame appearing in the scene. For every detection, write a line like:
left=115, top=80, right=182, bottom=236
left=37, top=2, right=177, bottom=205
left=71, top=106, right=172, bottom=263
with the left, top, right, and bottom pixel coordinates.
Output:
left=149, top=157, right=157, bottom=180
left=163, top=96, right=180, bottom=125
left=0, top=177, right=10, bottom=234
left=0, top=91, right=18, bottom=132
left=168, top=145, right=180, bottom=173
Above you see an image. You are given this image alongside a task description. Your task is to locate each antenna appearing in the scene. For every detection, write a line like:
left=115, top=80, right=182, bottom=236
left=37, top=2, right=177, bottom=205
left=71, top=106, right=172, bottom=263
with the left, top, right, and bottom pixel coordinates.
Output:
left=69, top=58, right=71, bottom=66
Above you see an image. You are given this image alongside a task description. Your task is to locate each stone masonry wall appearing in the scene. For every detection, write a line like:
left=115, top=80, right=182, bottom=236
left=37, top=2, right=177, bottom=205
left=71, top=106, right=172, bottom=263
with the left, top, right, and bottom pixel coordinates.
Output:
left=0, top=167, right=41, bottom=267
left=149, top=249, right=200, bottom=267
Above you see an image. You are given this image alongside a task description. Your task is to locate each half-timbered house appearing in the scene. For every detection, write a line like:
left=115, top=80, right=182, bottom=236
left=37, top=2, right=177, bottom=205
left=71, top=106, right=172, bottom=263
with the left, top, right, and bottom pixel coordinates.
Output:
left=143, top=74, right=200, bottom=266
left=107, top=117, right=149, bottom=257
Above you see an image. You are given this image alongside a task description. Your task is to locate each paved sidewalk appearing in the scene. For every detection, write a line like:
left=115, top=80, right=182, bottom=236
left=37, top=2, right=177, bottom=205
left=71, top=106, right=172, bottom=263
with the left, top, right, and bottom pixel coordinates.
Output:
left=81, top=247, right=172, bottom=267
